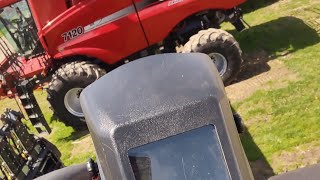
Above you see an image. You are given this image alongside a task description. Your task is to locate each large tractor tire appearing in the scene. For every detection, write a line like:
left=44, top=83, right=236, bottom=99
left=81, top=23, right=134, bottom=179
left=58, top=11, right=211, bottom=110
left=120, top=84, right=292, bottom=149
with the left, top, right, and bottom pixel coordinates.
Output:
left=47, top=61, right=106, bottom=130
left=183, top=28, right=243, bottom=85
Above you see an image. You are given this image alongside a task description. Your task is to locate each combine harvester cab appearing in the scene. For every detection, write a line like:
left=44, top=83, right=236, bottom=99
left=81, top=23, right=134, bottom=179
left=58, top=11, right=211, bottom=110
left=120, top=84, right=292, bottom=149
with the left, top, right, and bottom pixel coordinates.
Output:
left=0, top=0, right=51, bottom=134
left=0, top=0, right=50, bottom=79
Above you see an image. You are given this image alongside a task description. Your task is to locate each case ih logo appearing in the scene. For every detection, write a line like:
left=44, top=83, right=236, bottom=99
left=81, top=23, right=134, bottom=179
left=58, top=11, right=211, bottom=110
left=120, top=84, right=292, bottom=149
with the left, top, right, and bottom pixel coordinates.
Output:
left=168, top=0, right=183, bottom=6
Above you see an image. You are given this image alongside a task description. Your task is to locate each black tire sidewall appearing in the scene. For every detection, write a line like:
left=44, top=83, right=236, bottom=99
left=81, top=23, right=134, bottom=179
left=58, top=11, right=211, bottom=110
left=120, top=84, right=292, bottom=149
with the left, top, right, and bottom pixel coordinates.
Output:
left=48, top=76, right=94, bottom=128
left=47, top=62, right=105, bottom=130
left=194, top=40, right=241, bottom=84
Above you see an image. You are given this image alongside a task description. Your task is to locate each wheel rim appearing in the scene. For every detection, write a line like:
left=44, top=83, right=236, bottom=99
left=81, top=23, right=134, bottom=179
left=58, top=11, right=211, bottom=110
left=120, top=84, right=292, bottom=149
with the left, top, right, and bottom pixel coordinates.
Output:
left=64, top=88, right=85, bottom=119
left=208, top=53, right=228, bottom=76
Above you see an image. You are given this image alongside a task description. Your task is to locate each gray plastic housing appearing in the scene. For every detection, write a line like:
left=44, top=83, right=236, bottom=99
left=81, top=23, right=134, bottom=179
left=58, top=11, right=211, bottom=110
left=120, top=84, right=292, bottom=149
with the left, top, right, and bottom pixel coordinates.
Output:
left=80, top=53, right=253, bottom=180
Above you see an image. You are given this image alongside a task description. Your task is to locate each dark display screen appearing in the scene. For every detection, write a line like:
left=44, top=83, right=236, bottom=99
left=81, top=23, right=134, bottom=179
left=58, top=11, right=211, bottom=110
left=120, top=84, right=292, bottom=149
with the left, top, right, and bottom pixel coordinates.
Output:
left=128, top=125, right=230, bottom=180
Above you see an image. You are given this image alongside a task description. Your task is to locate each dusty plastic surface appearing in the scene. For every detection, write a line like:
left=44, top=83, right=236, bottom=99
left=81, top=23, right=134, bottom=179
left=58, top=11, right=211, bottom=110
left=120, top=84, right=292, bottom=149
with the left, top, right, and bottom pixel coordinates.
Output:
left=80, top=53, right=253, bottom=180
left=34, top=164, right=90, bottom=180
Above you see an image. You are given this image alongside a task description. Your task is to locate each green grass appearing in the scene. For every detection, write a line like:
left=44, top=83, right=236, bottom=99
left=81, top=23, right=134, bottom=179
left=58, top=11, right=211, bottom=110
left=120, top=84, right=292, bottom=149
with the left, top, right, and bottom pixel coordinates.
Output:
left=230, top=0, right=320, bottom=174
left=35, top=92, right=96, bottom=166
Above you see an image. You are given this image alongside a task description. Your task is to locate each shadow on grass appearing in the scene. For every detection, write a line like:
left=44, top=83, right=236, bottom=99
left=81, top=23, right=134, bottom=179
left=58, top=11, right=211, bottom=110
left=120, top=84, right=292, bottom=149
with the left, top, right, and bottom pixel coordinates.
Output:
left=50, top=114, right=90, bottom=141
left=240, top=0, right=279, bottom=13
left=241, top=126, right=275, bottom=180
left=58, top=129, right=90, bottom=142
left=50, top=113, right=58, bottom=123
left=66, top=129, right=89, bottom=141
left=230, top=16, right=320, bottom=83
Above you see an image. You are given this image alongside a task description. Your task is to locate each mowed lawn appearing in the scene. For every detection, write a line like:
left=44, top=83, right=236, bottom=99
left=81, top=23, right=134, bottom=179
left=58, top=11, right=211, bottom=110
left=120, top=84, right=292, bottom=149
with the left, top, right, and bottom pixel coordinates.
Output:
left=228, top=0, right=320, bottom=177
left=0, top=0, right=319, bottom=178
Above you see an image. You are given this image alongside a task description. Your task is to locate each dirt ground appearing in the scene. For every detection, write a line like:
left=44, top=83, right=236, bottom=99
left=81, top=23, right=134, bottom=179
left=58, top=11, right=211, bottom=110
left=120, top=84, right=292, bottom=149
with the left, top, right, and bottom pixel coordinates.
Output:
left=226, top=51, right=298, bottom=102
left=71, top=134, right=95, bottom=157
left=271, top=141, right=320, bottom=173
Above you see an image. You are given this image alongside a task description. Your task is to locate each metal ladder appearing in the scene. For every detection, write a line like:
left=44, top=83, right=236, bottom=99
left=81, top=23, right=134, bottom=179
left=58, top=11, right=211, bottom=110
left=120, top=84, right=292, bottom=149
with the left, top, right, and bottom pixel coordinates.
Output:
left=16, top=79, right=51, bottom=134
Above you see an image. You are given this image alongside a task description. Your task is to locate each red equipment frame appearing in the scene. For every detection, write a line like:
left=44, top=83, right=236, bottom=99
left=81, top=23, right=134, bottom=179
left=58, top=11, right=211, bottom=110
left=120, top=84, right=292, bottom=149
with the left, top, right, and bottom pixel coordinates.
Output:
left=0, top=0, right=245, bottom=79
left=28, top=0, right=245, bottom=64
left=0, top=0, right=247, bottom=129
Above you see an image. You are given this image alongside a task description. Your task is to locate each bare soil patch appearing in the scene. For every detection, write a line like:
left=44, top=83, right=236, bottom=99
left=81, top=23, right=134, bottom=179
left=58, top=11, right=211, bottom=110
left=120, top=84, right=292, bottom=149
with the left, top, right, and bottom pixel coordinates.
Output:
left=271, top=142, right=320, bottom=174
left=71, top=135, right=95, bottom=157
left=226, top=54, right=298, bottom=102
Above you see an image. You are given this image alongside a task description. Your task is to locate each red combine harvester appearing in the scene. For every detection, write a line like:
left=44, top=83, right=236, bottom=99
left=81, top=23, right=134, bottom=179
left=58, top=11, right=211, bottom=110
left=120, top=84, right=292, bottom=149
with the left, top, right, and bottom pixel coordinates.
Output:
left=0, top=0, right=248, bottom=130
left=0, top=0, right=51, bottom=134
left=0, top=0, right=48, bottom=93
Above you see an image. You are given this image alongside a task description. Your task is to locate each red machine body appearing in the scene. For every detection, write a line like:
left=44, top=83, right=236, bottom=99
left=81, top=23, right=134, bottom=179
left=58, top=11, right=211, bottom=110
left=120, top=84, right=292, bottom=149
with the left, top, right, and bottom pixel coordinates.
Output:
left=0, top=0, right=245, bottom=79
left=0, top=57, right=47, bottom=78
left=28, top=0, right=245, bottom=64
left=0, top=0, right=19, bottom=7
left=0, top=0, right=247, bottom=128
